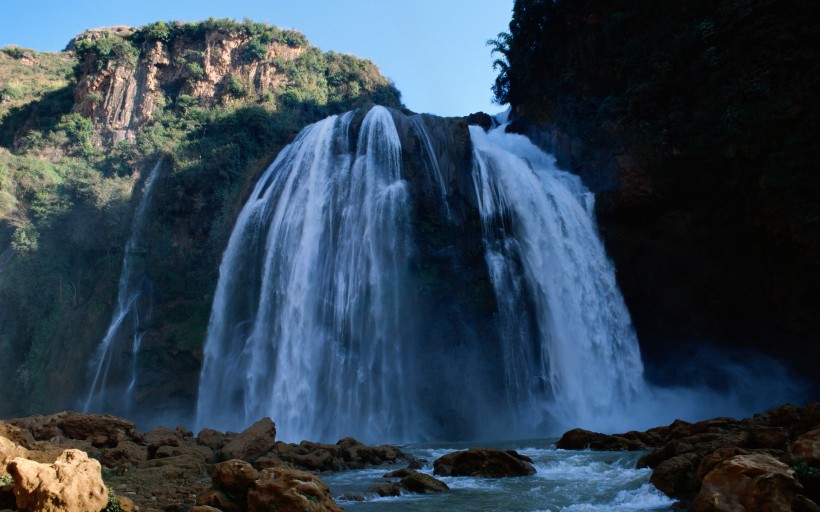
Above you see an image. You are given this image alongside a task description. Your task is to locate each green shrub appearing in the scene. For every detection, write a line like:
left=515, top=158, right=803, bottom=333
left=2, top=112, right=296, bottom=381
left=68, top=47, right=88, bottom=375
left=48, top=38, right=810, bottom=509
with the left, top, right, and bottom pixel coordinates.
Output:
left=1, top=46, right=27, bottom=59
left=186, top=61, right=205, bottom=81
left=226, top=75, right=247, bottom=98
left=243, top=36, right=270, bottom=62
left=144, top=21, right=172, bottom=43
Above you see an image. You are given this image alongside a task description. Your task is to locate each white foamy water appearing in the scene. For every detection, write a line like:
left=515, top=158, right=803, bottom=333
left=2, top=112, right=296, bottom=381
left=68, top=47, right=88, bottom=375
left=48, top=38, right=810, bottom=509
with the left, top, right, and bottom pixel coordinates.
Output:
left=325, top=440, right=676, bottom=512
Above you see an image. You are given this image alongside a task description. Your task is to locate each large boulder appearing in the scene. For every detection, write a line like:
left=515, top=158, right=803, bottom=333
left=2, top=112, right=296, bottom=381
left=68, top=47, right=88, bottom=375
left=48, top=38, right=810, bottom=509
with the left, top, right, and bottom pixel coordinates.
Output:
left=691, top=453, right=802, bottom=512
left=211, top=459, right=259, bottom=495
left=221, top=418, right=276, bottom=461
left=247, top=467, right=343, bottom=512
left=555, top=428, right=646, bottom=450
left=7, top=449, right=108, bottom=512
left=791, top=429, right=820, bottom=466
left=649, top=452, right=701, bottom=499
left=433, top=448, right=536, bottom=478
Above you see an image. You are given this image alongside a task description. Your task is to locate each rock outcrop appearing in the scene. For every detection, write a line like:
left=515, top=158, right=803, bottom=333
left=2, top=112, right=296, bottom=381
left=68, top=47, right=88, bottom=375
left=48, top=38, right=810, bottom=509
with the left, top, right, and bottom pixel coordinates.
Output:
left=433, top=448, right=536, bottom=478
left=7, top=449, right=108, bottom=512
left=691, top=453, right=802, bottom=512
left=557, top=403, right=820, bottom=509
left=2, top=412, right=412, bottom=511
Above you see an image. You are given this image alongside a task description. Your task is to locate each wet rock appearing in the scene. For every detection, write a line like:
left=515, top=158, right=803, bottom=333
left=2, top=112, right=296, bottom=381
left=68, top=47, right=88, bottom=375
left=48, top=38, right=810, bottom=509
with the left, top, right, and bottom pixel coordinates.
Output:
left=7, top=448, right=108, bottom=512
left=691, top=453, right=802, bottom=512
left=398, top=472, right=449, bottom=494
left=383, top=468, right=415, bottom=478
left=649, top=452, right=701, bottom=499
left=221, top=417, right=276, bottom=461
left=338, top=493, right=365, bottom=501
left=465, top=112, right=494, bottom=130
left=433, top=448, right=536, bottom=477
left=247, top=467, right=343, bottom=512
left=369, top=483, right=401, bottom=497
left=555, top=428, right=646, bottom=451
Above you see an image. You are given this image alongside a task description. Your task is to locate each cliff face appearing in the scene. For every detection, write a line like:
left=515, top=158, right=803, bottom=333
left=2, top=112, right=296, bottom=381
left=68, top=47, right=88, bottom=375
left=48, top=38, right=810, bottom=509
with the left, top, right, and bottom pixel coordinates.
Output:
left=0, top=19, right=403, bottom=423
left=498, top=0, right=820, bottom=390
left=71, top=25, right=304, bottom=144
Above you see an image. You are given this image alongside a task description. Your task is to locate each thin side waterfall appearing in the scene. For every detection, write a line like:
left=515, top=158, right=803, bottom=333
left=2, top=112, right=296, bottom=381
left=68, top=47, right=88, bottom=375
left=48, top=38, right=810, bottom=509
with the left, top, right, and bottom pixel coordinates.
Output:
left=83, top=161, right=161, bottom=416
left=196, top=107, right=417, bottom=442
left=470, top=124, right=646, bottom=431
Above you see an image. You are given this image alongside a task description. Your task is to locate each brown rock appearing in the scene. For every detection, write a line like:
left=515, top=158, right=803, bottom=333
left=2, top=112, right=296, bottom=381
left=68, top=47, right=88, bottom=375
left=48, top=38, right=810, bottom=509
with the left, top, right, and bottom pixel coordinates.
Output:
left=211, top=459, right=259, bottom=495
left=221, top=418, right=276, bottom=461
left=744, top=426, right=790, bottom=450
left=791, top=429, right=820, bottom=465
left=369, top=483, right=401, bottom=497
left=692, top=453, right=802, bottom=512
left=398, top=472, right=449, bottom=494
left=101, top=440, right=148, bottom=467
left=696, top=445, right=750, bottom=480
left=383, top=468, right=415, bottom=478
left=649, top=452, right=701, bottom=499
left=7, top=449, right=108, bottom=512
left=195, top=488, right=244, bottom=512
left=433, top=448, right=536, bottom=478
left=247, top=467, right=343, bottom=512
left=190, top=507, right=224, bottom=512
left=196, top=429, right=227, bottom=451
left=555, top=428, right=646, bottom=450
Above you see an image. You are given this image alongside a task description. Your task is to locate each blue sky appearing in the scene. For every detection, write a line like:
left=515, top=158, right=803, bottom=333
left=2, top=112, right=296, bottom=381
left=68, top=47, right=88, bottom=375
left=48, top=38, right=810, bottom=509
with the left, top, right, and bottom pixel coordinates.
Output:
left=0, top=0, right=513, bottom=117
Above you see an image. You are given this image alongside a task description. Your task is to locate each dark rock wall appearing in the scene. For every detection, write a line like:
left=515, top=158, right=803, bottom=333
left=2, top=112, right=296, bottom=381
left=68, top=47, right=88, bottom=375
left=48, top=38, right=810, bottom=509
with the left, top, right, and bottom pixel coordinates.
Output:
left=501, top=0, right=820, bottom=392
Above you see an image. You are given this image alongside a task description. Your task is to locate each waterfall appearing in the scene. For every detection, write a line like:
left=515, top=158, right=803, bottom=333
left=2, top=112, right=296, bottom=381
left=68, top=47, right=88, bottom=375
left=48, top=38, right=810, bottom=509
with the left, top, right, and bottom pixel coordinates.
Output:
left=196, top=106, right=646, bottom=441
left=83, top=161, right=161, bottom=416
left=470, top=124, right=645, bottom=431
left=196, top=107, right=418, bottom=442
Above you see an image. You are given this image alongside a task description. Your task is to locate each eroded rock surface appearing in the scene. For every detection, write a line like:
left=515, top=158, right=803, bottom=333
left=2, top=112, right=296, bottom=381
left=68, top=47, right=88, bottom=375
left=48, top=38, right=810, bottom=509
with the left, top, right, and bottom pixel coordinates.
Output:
left=433, top=448, right=536, bottom=478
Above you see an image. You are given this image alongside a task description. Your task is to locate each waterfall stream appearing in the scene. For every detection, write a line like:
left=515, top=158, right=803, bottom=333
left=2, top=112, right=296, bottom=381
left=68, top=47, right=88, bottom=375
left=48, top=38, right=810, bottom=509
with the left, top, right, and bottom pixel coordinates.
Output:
left=83, top=161, right=161, bottom=416
left=196, top=107, right=646, bottom=442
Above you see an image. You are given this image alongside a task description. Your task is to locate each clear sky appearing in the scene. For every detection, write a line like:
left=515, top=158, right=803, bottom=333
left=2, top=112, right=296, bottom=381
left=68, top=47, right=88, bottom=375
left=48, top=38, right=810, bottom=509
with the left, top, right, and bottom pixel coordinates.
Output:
left=0, top=0, right=513, bottom=117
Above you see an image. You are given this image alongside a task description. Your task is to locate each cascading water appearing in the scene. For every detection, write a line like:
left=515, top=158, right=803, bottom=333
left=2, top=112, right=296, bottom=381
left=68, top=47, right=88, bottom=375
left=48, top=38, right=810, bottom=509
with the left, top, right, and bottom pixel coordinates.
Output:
left=83, top=161, right=161, bottom=416
left=470, top=124, right=645, bottom=432
left=196, top=107, right=418, bottom=442
left=196, top=106, right=647, bottom=441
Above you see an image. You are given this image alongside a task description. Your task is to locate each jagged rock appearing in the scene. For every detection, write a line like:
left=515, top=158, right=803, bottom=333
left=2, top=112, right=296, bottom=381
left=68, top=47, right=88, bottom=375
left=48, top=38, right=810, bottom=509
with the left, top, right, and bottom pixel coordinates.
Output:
left=555, top=428, right=646, bottom=451
left=691, top=453, right=802, bottom=512
left=8, top=412, right=138, bottom=447
left=791, top=429, right=820, bottom=465
left=649, top=452, right=701, bottom=498
left=196, top=429, right=227, bottom=451
left=101, top=440, right=148, bottom=467
left=696, top=445, right=751, bottom=480
left=1, top=436, right=30, bottom=471
left=211, top=459, right=259, bottom=495
left=7, top=449, right=108, bottom=512
left=246, top=467, right=343, bottom=512
left=221, top=418, right=276, bottom=461
left=143, top=427, right=182, bottom=459
left=433, top=448, right=536, bottom=478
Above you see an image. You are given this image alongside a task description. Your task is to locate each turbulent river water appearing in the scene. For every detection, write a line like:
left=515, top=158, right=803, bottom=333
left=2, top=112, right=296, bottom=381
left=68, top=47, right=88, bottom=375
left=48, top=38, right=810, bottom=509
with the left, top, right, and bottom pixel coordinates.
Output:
left=325, top=440, right=676, bottom=512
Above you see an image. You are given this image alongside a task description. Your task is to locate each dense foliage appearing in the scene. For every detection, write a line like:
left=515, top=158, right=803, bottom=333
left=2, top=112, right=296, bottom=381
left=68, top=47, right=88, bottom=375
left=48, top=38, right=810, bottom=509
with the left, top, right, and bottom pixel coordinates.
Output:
left=0, top=19, right=402, bottom=417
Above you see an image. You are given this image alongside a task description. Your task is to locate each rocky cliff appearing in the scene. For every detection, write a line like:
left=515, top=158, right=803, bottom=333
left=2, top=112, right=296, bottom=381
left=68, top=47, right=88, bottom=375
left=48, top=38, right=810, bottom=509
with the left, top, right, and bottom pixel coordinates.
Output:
left=495, top=0, right=820, bottom=392
left=0, top=18, right=403, bottom=423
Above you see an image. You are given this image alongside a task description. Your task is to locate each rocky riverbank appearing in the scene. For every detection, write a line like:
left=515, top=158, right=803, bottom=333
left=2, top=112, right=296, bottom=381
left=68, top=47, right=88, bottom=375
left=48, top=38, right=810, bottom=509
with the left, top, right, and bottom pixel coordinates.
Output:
left=0, top=411, right=415, bottom=511
left=2, top=404, right=818, bottom=511
left=556, top=403, right=820, bottom=511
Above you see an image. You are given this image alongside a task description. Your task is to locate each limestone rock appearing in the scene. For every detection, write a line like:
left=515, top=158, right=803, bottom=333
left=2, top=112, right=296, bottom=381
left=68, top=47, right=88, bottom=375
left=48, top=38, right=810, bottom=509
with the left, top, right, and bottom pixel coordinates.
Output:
left=246, top=467, right=343, bottom=512
left=649, top=452, right=701, bottom=498
left=221, top=418, right=276, bottom=461
left=211, top=459, right=259, bottom=495
left=433, top=448, right=536, bottom=478
left=7, top=448, right=108, bottom=512
left=692, top=453, right=802, bottom=512
left=791, top=429, right=820, bottom=465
